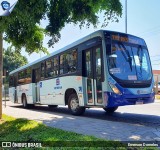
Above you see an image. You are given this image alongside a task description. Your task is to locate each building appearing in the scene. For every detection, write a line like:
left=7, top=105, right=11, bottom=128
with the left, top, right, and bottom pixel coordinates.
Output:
left=152, top=70, right=160, bottom=93
left=153, top=70, right=160, bottom=83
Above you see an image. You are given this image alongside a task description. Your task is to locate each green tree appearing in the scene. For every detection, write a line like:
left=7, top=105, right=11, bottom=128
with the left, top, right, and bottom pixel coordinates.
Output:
left=0, top=0, right=122, bottom=119
left=3, top=47, right=28, bottom=76
left=0, top=0, right=48, bottom=119
left=47, top=0, right=122, bottom=46
left=1, top=0, right=122, bottom=50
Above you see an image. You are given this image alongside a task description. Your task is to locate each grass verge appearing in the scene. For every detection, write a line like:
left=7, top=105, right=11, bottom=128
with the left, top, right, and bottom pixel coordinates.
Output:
left=0, top=114, right=126, bottom=149
left=0, top=115, right=158, bottom=150
left=155, top=95, right=160, bottom=100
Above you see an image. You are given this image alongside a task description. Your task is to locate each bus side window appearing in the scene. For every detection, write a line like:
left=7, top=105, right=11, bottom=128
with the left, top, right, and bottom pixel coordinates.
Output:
left=64, top=53, right=69, bottom=74
left=60, top=54, right=67, bottom=74
left=66, top=50, right=77, bottom=73
left=18, top=71, right=25, bottom=85
left=72, top=50, right=77, bottom=71
left=53, top=56, right=59, bottom=77
left=23, top=70, right=27, bottom=84
left=60, top=54, right=63, bottom=74
left=60, top=50, right=77, bottom=75
left=46, top=59, right=52, bottom=78
left=25, top=68, right=31, bottom=84
left=41, top=62, right=45, bottom=79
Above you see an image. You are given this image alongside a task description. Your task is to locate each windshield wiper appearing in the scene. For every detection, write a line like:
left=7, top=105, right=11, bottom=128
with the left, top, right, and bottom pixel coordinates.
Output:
left=118, top=43, right=133, bottom=71
left=137, top=46, right=143, bottom=73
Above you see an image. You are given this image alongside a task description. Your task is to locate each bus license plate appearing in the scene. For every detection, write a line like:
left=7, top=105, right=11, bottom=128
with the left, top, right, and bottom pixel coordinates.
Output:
left=136, top=101, right=143, bottom=105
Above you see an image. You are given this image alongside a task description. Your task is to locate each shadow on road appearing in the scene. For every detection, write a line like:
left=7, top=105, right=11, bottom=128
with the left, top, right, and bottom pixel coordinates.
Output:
left=9, top=104, right=160, bottom=128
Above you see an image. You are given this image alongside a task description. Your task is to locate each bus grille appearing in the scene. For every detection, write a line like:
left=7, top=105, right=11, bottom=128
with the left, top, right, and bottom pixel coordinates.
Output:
left=125, top=97, right=150, bottom=102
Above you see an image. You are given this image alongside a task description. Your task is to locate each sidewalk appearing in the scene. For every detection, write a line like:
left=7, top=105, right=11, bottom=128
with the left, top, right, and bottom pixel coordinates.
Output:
left=2, top=101, right=160, bottom=142
left=155, top=99, right=160, bottom=103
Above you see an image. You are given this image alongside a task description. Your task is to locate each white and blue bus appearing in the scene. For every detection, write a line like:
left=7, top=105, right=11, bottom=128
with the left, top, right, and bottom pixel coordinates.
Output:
left=9, top=30, right=155, bottom=115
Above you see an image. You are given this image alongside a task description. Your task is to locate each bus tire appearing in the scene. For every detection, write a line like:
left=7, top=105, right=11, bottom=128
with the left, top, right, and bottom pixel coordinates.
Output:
left=68, top=93, right=85, bottom=116
left=22, top=95, right=28, bottom=108
left=103, top=106, right=118, bottom=113
left=48, top=105, right=58, bottom=108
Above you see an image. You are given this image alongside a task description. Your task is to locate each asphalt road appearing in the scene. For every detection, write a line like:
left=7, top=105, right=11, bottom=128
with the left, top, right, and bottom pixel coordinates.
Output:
left=2, top=100, right=160, bottom=141
left=3, top=100, right=160, bottom=127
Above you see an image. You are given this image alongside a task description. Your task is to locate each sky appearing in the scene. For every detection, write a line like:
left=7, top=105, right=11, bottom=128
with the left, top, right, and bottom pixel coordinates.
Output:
left=4, top=0, right=160, bottom=70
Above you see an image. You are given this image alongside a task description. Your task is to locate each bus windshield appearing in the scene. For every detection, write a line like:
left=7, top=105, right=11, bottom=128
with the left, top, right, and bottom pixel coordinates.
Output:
left=108, top=42, right=152, bottom=81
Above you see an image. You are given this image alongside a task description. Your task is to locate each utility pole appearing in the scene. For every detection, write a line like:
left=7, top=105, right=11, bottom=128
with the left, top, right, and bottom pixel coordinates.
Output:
left=125, top=0, right=127, bottom=33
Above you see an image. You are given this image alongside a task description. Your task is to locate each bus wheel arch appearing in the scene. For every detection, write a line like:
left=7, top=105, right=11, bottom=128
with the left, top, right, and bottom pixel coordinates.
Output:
left=65, top=88, right=77, bottom=105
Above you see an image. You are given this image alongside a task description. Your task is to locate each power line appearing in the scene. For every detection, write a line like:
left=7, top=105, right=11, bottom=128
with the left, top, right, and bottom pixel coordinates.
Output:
left=150, top=55, right=160, bottom=58
left=136, top=25, right=160, bottom=36
left=134, top=25, right=160, bottom=40
left=152, top=64, right=160, bottom=66
left=151, top=59, right=160, bottom=62
left=144, top=31, right=160, bottom=39
left=151, top=62, right=160, bottom=65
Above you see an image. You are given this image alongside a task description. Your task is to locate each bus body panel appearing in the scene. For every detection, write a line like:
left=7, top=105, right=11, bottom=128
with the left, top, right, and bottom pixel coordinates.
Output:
left=17, top=83, right=33, bottom=104
left=14, top=76, right=84, bottom=106
left=39, top=79, right=57, bottom=105
left=32, top=83, right=37, bottom=103
left=11, top=76, right=84, bottom=106
left=9, top=87, right=15, bottom=103
left=38, top=76, right=83, bottom=105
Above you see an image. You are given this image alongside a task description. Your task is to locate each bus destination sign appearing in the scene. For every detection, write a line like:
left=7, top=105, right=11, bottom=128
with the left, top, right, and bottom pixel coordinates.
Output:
left=111, top=34, right=146, bottom=46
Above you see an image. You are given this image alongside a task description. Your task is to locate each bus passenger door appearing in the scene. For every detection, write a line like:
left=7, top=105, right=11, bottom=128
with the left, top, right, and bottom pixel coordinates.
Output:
left=9, top=75, right=17, bottom=103
left=83, top=46, right=103, bottom=106
left=33, top=68, right=40, bottom=103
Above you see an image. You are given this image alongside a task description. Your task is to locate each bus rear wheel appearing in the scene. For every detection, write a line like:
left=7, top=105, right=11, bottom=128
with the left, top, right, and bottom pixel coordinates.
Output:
left=22, top=95, right=28, bottom=108
left=68, top=93, right=85, bottom=116
left=103, top=106, right=118, bottom=113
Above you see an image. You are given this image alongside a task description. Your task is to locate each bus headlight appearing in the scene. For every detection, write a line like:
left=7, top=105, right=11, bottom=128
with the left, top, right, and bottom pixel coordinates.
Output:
left=109, top=83, right=122, bottom=95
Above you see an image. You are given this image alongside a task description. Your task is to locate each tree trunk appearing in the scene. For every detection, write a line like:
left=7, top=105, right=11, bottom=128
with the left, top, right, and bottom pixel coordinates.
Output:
left=0, top=33, right=3, bottom=119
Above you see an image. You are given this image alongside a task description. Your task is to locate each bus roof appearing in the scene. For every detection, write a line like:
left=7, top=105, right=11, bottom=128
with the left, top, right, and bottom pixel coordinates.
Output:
left=9, top=30, right=144, bottom=75
left=9, top=30, right=104, bottom=75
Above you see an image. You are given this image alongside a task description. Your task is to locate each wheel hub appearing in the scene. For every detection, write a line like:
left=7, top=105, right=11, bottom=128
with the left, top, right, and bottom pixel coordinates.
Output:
left=70, top=98, right=78, bottom=111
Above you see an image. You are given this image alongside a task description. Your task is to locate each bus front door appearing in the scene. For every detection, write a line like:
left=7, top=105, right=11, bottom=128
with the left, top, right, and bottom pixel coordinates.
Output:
left=34, top=68, right=40, bottom=103
left=83, top=46, right=103, bottom=106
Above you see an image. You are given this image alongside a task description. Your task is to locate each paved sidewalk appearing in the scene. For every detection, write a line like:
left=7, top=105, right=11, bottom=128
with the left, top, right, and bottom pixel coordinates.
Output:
left=155, top=99, right=160, bottom=103
left=2, top=101, right=160, bottom=141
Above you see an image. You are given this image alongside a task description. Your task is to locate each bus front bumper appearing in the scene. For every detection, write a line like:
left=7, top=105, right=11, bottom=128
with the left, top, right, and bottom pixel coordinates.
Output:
left=104, top=92, right=155, bottom=108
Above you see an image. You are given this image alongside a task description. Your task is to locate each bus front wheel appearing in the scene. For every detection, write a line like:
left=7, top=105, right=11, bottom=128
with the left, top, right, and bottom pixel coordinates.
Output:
left=103, top=106, right=118, bottom=113
left=68, top=93, right=85, bottom=116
